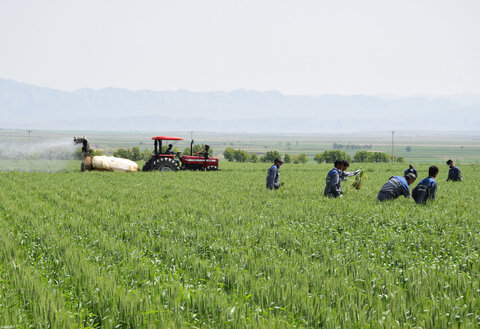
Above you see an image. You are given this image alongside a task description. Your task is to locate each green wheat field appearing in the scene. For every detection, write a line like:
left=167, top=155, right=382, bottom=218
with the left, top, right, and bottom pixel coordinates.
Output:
left=0, top=161, right=479, bottom=328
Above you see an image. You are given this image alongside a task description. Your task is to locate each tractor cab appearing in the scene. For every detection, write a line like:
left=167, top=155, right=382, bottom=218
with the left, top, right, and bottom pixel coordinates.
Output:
left=152, top=136, right=183, bottom=158
left=142, top=136, right=219, bottom=172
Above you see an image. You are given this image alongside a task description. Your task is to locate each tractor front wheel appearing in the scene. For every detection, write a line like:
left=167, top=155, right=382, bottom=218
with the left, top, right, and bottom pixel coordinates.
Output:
left=153, top=158, right=179, bottom=172
left=142, top=158, right=154, bottom=171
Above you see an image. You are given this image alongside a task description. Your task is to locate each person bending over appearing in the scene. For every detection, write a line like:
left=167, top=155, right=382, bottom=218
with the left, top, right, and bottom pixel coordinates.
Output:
left=377, top=173, right=416, bottom=202
left=404, top=164, right=418, bottom=178
left=412, top=166, right=438, bottom=204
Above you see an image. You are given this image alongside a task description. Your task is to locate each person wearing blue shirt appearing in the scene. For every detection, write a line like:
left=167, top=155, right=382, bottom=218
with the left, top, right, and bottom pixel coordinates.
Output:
left=340, top=160, right=361, bottom=182
left=446, top=159, right=462, bottom=182
left=266, top=158, right=283, bottom=190
left=324, top=160, right=344, bottom=198
left=377, top=173, right=416, bottom=202
left=412, top=166, right=438, bottom=204
left=404, top=164, right=418, bottom=178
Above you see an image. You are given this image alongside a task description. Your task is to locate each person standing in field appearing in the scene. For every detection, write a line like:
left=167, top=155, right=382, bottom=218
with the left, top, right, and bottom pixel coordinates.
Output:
left=404, top=164, right=418, bottom=178
left=412, top=166, right=438, bottom=204
left=377, top=173, right=416, bottom=202
left=324, top=160, right=344, bottom=198
left=340, top=160, right=361, bottom=181
left=446, top=159, right=462, bottom=181
left=266, top=157, right=283, bottom=190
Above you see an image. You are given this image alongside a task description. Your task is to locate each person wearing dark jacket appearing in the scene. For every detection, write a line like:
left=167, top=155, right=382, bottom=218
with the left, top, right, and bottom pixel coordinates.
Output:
left=266, top=158, right=283, bottom=190
left=412, top=166, right=438, bottom=204
left=377, top=173, right=416, bottom=202
left=165, top=144, right=174, bottom=154
left=446, top=160, right=462, bottom=181
left=404, top=164, right=418, bottom=178
left=324, top=160, right=344, bottom=198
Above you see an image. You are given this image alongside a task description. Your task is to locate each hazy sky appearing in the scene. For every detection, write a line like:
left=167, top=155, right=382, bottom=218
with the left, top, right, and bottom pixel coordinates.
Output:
left=0, top=0, right=479, bottom=95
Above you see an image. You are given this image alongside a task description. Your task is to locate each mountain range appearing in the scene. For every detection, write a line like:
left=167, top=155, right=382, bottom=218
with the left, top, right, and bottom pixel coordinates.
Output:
left=1, top=77, right=479, bottom=132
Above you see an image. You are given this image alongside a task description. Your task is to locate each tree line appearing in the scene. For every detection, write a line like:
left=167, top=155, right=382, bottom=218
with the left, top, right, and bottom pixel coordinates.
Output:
left=224, top=148, right=405, bottom=164
left=314, top=150, right=404, bottom=163
left=332, top=143, right=373, bottom=150
left=223, top=148, right=309, bottom=164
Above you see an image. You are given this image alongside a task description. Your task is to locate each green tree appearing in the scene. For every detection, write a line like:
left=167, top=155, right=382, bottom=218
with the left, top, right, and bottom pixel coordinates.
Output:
left=405, top=146, right=412, bottom=152
left=260, top=150, right=282, bottom=163
left=223, top=147, right=235, bottom=162
left=314, top=153, right=324, bottom=164
left=316, top=150, right=351, bottom=163
left=91, top=149, right=103, bottom=156
left=142, top=149, right=152, bottom=161
left=249, top=153, right=259, bottom=163
left=284, top=153, right=291, bottom=163
left=234, top=149, right=249, bottom=162
left=371, top=152, right=390, bottom=163
left=353, top=151, right=371, bottom=163
left=113, top=148, right=132, bottom=159
left=131, top=147, right=142, bottom=161
left=293, top=153, right=309, bottom=164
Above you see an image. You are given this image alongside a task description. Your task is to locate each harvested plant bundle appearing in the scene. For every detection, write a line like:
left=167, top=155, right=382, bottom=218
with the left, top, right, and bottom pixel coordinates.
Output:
left=352, top=170, right=367, bottom=189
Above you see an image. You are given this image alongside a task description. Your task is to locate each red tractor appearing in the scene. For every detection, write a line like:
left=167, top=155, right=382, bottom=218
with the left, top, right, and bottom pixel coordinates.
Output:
left=142, top=136, right=219, bottom=172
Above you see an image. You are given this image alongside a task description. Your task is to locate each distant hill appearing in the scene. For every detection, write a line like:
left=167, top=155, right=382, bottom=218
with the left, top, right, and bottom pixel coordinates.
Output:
left=1, top=77, right=479, bottom=132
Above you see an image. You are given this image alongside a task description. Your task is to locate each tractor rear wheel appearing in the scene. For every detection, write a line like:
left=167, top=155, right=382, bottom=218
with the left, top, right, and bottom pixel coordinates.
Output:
left=153, top=158, right=179, bottom=172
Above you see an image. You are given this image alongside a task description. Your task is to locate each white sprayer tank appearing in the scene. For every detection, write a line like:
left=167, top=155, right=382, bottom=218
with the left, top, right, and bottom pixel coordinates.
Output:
left=92, top=156, right=138, bottom=172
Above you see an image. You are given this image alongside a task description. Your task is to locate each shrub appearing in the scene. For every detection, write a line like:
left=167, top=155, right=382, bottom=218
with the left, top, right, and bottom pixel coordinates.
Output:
left=234, top=149, right=249, bottom=162
left=223, top=147, right=235, bottom=162
left=292, top=153, right=309, bottom=164
left=314, top=150, right=351, bottom=163
left=249, top=153, right=260, bottom=163
left=261, top=150, right=282, bottom=163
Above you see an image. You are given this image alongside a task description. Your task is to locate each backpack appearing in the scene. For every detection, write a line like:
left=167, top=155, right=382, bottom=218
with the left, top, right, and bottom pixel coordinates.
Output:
left=412, top=184, right=428, bottom=204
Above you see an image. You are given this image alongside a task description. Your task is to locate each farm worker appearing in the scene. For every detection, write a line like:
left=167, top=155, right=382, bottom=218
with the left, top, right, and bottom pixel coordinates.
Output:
left=446, top=159, right=462, bottom=181
left=340, top=160, right=361, bottom=181
left=404, top=164, right=418, bottom=178
left=377, top=173, right=416, bottom=202
left=165, top=144, right=174, bottom=154
left=324, top=160, right=344, bottom=198
left=412, top=166, right=438, bottom=204
left=266, top=157, right=283, bottom=190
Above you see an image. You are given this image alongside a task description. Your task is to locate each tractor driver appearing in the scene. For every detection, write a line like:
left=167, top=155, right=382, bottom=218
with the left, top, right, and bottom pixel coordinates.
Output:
left=165, top=144, right=174, bottom=154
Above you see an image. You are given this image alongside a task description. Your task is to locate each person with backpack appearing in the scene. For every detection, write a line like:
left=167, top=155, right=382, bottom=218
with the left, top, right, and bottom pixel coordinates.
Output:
left=412, top=166, right=438, bottom=204
left=377, top=173, right=416, bottom=202
left=324, top=160, right=344, bottom=198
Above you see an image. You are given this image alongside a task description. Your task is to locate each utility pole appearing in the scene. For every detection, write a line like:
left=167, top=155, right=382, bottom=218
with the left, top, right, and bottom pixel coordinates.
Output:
left=26, top=130, right=33, bottom=160
left=27, top=130, right=32, bottom=143
left=391, top=130, right=395, bottom=163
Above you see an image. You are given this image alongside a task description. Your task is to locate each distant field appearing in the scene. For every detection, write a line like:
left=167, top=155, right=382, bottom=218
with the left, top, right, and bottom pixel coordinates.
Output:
left=1, top=129, right=480, bottom=163
left=0, top=162, right=479, bottom=328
